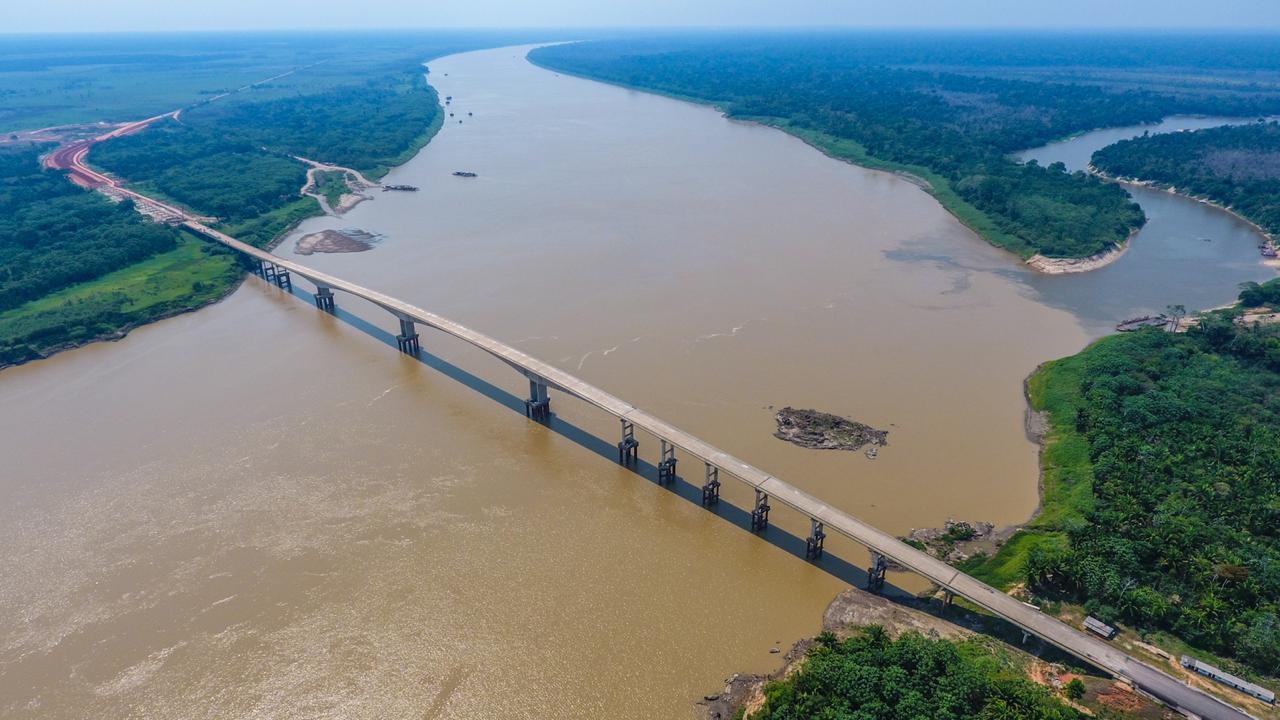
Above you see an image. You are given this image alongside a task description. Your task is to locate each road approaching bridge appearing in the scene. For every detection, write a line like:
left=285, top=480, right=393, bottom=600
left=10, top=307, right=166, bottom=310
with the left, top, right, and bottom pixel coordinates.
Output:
left=178, top=219, right=1255, bottom=720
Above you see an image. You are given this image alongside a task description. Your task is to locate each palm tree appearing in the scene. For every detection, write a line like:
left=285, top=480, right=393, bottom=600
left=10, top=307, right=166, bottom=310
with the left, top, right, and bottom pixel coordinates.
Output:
left=1165, top=304, right=1187, bottom=331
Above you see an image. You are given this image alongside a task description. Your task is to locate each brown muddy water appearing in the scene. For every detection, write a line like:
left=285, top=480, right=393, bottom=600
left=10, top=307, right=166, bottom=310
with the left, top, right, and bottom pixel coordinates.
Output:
left=0, top=46, right=1271, bottom=719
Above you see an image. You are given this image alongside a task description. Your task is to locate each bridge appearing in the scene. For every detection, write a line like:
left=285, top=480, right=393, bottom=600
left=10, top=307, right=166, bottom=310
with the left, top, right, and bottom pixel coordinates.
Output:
left=177, top=219, right=1256, bottom=720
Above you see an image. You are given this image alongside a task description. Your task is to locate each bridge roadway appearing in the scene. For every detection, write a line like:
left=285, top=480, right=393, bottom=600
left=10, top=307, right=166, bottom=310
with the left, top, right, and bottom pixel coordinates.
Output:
left=186, top=219, right=1252, bottom=720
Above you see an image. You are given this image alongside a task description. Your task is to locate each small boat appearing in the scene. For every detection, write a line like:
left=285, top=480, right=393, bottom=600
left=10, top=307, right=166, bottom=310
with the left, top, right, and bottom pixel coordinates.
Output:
left=452, top=171, right=477, bottom=178
left=381, top=184, right=419, bottom=192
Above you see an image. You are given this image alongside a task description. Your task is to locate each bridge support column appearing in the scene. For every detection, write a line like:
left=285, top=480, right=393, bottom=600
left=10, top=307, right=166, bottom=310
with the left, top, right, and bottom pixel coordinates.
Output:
left=617, top=419, right=638, bottom=466
left=273, top=268, right=292, bottom=291
left=806, top=519, right=826, bottom=560
left=396, top=318, right=420, bottom=355
left=252, top=259, right=265, bottom=277
left=263, top=263, right=277, bottom=282
left=942, top=590, right=954, bottom=606
left=657, top=440, right=677, bottom=485
left=701, top=464, right=720, bottom=507
left=313, top=286, right=335, bottom=312
left=750, top=489, right=770, bottom=532
left=525, top=378, right=550, bottom=421
left=867, top=553, right=887, bottom=593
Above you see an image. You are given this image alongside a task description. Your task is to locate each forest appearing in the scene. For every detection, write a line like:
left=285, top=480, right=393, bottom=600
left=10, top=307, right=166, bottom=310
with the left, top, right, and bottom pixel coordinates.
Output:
left=0, top=147, right=179, bottom=312
left=1092, top=121, right=1280, bottom=235
left=531, top=36, right=1280, bottom=258
left=751, top=627, right=1082, bottom=720
left=1006, top=315, right=1280, bottom=678
left=1, top=45, right=477, bottom=367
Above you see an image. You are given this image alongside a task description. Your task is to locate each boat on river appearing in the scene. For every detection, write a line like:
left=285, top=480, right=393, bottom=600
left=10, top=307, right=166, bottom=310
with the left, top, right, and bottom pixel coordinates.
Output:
left=1116, top=315, right=1169, bottom=332
left=453, top=171, right=478, bottom=178
left=382, top=184, right=418, bottom=192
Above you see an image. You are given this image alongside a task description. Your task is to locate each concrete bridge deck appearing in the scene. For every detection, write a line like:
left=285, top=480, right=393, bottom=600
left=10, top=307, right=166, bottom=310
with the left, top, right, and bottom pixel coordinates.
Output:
left=185, top=219, right=1253, bottom=720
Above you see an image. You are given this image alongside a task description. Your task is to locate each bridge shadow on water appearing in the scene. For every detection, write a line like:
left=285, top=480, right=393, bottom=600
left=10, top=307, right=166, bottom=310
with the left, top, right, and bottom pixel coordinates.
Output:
left=281, top=280, right=887, bottom=591
left=279, top=279, right=1093, bottom=671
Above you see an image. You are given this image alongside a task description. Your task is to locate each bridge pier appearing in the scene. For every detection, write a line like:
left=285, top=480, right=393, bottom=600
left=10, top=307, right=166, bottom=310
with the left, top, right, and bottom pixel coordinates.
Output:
left=525, top=377, right=550, bottom=421
left=617, top=419, right=638, bottom=466
left=396, top=317, right=420, bottom=355
left=313, top=285, right=335, bottom=312
left=942, top=590, right=954, bottom=606
left=750, top=489, right=770, bottom=532
left=806, top=519, right=826, bottom=560
left=252, top=259, right=265, bottom=277
left=866, top=553, right=887, bottom=593
left=274, top=269, right=292, bottom=291
left=657, top=440, right=677, bottom=485
left=262, top=263, right=277, bottom=282
left=701, top=464, right=720, bottom=507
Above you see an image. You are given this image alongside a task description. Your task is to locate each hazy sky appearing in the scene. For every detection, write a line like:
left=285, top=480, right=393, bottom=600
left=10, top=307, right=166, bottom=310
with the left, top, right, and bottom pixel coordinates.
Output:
left=9, top=0, right=1280, bottom=33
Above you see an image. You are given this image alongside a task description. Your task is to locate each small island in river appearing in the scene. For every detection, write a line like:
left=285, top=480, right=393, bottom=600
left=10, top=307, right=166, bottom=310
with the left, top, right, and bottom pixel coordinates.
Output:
left=294, top=228, right=380, bottom=256
left=773, top=407, right=888, bottom=452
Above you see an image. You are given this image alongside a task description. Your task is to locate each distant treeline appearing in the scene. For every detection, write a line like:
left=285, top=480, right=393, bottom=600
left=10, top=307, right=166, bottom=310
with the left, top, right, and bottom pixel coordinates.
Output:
left=1092, top=121, right=1280, bottom=235
left=531, top=37, right=1280, bottom=258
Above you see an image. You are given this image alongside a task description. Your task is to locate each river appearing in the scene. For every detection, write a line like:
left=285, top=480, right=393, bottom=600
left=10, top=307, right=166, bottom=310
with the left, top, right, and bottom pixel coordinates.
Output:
left=1016, top=115, right=1277, bottom=331
left=0, top=48, right=1273, bottom=719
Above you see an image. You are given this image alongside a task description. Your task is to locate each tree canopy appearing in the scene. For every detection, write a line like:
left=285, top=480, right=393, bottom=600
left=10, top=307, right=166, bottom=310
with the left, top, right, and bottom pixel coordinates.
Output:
left=752, top=627, right=1081, bottom=720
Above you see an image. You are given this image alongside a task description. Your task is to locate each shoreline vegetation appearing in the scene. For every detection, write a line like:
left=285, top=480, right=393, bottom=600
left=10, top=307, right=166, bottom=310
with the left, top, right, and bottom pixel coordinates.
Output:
left=0, top=53, right=459, bottom=369
left=527, top=54, right=1108, bottom=269
left=534, top=40, right=1280, bottom=266
left=707, top=589, right=1167, bottom=720
left=1090, top=122, right=1280, bottom=254
left=1088, top=163, right=1280, bottom=272
left=961, top=297, right=1280, bottom=696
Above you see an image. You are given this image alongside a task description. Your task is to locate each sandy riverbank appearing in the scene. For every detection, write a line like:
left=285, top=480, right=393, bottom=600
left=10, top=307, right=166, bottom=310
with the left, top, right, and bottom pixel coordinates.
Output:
left=1089, top=164, right=1280, bottom=274
left=1025, top=233, right=1133, bottom=274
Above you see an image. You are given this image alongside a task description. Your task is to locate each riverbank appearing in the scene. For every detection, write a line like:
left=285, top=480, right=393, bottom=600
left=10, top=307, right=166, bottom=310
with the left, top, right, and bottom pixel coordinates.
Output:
left=1090, top=164, right=1280, bottom=272
left=527, top=49, right=1157, bottom=273
left=1025, top=234, right=1131, bottom=274
left=958, top=324, right=1280, bottom=716
left=704, top=588, right=1171, bottom=720
left=0, top=65, right=455, bottom=371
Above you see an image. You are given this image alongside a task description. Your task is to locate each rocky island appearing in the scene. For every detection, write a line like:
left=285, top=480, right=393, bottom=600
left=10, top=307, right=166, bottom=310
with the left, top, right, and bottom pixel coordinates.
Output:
left=772, top=407, right=888, bottom=452
left=294, top=228, right=381, bottom=256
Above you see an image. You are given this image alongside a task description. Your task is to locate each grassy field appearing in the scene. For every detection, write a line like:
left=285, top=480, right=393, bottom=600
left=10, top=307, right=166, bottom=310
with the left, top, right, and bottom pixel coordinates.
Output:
left=0, top=234, right=241, bottom=365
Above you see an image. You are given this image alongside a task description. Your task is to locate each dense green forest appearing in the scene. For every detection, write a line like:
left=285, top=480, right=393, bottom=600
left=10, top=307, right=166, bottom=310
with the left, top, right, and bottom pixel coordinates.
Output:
left=91, top=68, right=446, bottom=222
left=751, top=627, right=1082, bottom=720
left=1239, top=278, right=1280, bottom=307
left=1, top=36, right=510, bottom=368
left=1092, top=121, right=1280, bottom=235
left=531, top=37, right=1280, bottom=258
left=968, top=308, right=1280, bottom=677
left=92, top=122, right=308, bottom=222
left=0, top=147, right=180, bottom=312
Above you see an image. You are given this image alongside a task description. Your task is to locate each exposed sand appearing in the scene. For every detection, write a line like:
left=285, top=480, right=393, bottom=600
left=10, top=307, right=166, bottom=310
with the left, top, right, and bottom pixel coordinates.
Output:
left=294, top=229, right=374, bottom=256
left=1026, top=239, right=1130, bottom=274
